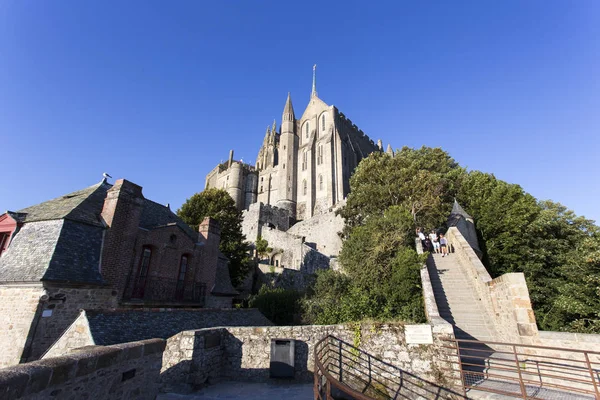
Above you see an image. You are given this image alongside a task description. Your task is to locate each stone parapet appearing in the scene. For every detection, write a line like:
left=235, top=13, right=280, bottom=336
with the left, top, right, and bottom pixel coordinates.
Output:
left=160, top=323, right=461, bottom=394
left=0, top=339, right=165, bottom=400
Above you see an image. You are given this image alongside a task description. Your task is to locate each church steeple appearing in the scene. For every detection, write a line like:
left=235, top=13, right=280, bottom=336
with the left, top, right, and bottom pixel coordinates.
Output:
left=282, top=92, right=295, bottom=135
left=311, top=64, right=317, bottom=98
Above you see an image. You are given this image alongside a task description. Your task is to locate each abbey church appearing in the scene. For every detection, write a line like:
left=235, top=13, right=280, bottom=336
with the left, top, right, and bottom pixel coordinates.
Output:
left=205, top=67, right=393, bottom=277
left=206, top=66, right=390, bottom=221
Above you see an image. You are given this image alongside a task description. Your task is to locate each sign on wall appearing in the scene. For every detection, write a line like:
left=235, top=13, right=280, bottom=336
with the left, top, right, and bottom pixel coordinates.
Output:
left=405, top=325, right=433, bottom=344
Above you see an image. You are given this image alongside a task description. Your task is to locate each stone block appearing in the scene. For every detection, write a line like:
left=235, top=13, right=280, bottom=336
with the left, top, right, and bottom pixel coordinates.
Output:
left=517, top=323, right=536, bottom=337
left=96, top=348, right=123, bottom=369
left=0, top=368, right=30, bottom=400
left=143, top=339, right=166, bottom=355
left=36, top=356, right=78, bottom=386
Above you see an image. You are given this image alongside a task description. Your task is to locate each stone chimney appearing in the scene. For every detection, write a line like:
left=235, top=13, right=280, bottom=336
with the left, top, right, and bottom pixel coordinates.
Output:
left=198, top=217, right=221, bottom=292
left=100, top=179, right=144, bottom=299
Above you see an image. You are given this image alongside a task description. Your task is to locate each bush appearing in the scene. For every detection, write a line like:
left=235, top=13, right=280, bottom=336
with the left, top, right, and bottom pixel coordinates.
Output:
left=248, top=286, right=302, bottom=325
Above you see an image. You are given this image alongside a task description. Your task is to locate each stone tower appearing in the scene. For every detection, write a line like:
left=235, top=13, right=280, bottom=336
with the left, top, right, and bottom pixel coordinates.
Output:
left=276, top=92, right=299, bottom=216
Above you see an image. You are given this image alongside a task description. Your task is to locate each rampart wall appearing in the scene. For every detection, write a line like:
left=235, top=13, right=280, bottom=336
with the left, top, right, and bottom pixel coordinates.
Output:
left=0, top=339, right=165, bottom=400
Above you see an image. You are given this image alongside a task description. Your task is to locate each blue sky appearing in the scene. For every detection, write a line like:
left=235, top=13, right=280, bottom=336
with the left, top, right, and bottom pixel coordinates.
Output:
left=1, top=1, right=599, bottom=223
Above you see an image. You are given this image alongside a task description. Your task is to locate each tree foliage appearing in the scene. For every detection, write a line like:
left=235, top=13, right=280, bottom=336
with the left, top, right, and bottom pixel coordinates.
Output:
left=255, top=236, right=272, bottom=261
left=339, top=147, right=463, bottom=231
left=177, top=188, right=252, bottom=286
left=249, top=286, right=302, bottom=325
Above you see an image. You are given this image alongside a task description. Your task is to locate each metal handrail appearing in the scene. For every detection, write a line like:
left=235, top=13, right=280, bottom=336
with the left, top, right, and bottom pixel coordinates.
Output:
left=313, top=335, right=464, bottom=400
left=442, top=337, right=600, bottom=399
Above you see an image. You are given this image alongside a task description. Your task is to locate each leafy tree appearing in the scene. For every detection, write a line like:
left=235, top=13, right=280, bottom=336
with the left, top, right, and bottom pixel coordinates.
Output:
left=177, top=188, right=252, bottom=286
left=339, top=146, right=463, bottom=231
left=255, top=236, right=272, bottom=261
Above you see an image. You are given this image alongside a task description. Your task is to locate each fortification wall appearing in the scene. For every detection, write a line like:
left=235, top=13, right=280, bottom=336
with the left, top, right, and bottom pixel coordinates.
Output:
left=0, top=339, right=165, bottom=400
left=286, top=208, right=344, bottom=257
left=161, top=322, right=460, bottom=393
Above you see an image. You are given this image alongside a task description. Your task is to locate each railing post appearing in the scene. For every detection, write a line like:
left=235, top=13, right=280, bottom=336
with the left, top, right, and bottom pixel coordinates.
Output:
left=338, top=339, right=343, bottom=383
left=512, top=345, right=528, bottom=399
left=368, top=353, right=372, bottom=386
left=584, top=352, right=600, bottom=398
left=454, top=339, right=467, bottom=397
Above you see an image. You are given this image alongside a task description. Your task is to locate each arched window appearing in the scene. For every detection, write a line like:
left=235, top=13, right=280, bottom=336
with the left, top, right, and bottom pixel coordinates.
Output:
left=303, top=180, right=307, bottom=196
left=302, top=150, right=307, bottom=171
left=305, top=122, right=310, bottom=138
left=321, top=114, right=326, bottom=131
left=319, top=175, right=323, bottom=191
left=317, top=145, right=323, bottom=165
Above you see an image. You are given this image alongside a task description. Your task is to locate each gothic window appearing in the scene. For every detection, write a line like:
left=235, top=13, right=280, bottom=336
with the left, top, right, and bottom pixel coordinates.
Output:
left=302, top=150, right=307, bottom=171
left=303, top=180, right=307, bottom=196
left=321, top=114, right=326, bottom=131
left=318, top=145, right=323, bottom=165
left=283, top=163, right=285, bottom=169
left=305, top=122, right=309, bottom=138
left=319, top=175, right=323, bottom=191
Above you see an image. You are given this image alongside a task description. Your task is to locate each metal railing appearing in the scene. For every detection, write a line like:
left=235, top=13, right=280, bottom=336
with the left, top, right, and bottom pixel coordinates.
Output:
left=440, top=337, right=600, bottom=399
left=313, top=335, right=464, bottom=400
left=130, top=277, right=206, bottom=305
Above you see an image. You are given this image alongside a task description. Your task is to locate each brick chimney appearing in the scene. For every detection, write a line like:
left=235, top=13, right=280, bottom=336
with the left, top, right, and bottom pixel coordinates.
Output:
left=198, top=217, right=221, bottom=291
left=100, top=179, right=144, bottom=299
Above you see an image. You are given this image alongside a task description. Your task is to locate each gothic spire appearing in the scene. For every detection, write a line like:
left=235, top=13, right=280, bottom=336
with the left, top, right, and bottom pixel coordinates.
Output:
left=311, top=64, right=317, bottom=98
left=282, top=92, right=295, bottom=122
left=272, top=119, right=277, bottom=134
left=386, top=144, right=394, bottom=156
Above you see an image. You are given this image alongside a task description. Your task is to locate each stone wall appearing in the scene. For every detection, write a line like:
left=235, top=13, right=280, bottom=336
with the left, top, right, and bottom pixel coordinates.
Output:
left=286, top=207, right=344, bottom=257
left=0, top=284, right=45, bottom=368
left=30, top=285, right=118, bottom=361
left=0, top=339, right=165, bottom=400
left=445, top=227, right=537, bottom=342
left=160, top=323, right=460, bottom=393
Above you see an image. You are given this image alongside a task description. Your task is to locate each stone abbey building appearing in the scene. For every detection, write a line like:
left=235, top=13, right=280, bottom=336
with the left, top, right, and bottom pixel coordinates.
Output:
left=205, top=66, right=388, bottom=221
left=206, top=67, right=393, bottom=274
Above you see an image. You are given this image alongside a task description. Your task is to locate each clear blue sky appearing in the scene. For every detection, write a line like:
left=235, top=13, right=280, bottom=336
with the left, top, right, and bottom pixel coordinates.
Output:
left=1, top=1, right=599, bottom=222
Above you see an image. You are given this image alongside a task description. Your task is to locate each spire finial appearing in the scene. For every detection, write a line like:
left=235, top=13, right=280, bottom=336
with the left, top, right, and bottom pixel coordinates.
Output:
left=311, top=64, right=317, bottom=97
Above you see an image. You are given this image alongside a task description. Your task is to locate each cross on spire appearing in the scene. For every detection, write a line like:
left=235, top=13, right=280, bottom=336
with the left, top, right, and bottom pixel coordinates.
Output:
left=311, top=64, right=317, bottom=98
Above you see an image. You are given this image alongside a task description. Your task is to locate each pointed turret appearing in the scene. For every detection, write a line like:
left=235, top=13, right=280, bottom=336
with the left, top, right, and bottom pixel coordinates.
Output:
left=282, top=92, right=295, bottom=134
left=386, top=144, right=394, bottom=156
left=377, top=139, right=383, bottom=150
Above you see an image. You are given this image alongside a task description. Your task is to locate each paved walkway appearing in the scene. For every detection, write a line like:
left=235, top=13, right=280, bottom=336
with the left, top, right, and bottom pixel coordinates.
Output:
left=158, top=382, right=314, bottom=400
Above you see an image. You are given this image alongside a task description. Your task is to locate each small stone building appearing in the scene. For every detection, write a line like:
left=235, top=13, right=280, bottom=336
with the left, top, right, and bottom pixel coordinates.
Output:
left=0, top=178, right=237, bottom=367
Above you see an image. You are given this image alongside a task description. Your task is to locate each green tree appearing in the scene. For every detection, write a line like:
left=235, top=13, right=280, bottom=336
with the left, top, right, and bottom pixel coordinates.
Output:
left=177, top=188, right=252, bottom=286
left=255, top=236, right=272, bottom=261
left=339, top=146, right=463, bottom=231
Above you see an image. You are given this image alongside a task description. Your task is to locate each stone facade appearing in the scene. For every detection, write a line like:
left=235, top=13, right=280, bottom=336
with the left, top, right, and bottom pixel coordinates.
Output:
left=0, top=339, right=165, bottom=400
left=206, top=69, right=383, bottom=222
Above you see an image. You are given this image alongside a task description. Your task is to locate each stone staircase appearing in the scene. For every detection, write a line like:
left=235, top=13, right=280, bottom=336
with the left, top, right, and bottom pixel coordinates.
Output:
left=427, top=253, right=499, bottom=342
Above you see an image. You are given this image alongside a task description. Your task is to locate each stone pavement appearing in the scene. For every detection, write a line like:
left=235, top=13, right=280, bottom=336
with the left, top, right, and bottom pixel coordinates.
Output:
left=157, top=382, right=314, bottom=400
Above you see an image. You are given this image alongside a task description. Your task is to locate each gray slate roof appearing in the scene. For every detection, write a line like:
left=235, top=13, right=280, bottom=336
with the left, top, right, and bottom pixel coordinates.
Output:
left=140, top=199, right=198, bottom=240
left=16, top=181, right=111, bottom=226
left=1, top=179, right=198, bottom=284
left=449, top=199, right=472, bottom=221
left=85, top=309, right=273, bottom=345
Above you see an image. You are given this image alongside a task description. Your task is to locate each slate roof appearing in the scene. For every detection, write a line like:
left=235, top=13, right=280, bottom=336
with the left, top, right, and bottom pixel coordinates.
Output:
left=449, top=199, right=472, bottom=221
left=16, top=181, right=112, bottom=227
left=85, top=309, right=273, bottom=345
left=140, top=199, right=197, bottom=240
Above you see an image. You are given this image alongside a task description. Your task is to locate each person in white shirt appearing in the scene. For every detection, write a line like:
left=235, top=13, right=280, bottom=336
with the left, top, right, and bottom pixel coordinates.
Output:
left=430, top=230, right=440, bottom=253
left=440, top=234, right=448, bottom=257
